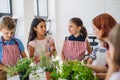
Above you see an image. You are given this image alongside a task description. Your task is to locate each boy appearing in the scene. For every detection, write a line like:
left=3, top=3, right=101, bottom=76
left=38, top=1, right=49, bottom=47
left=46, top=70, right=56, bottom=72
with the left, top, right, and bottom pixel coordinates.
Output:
left=0, top=16, right=26, bottom=67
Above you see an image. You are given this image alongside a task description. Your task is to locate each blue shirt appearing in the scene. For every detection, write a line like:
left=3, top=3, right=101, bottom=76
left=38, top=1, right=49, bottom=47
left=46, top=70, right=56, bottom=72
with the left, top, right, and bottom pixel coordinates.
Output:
left=0, top=36, right=25, bottom=63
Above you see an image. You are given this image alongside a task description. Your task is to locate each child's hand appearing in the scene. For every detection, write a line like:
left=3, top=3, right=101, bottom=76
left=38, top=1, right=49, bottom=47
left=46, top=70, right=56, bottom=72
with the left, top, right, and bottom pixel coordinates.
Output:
left=45, top=52, right=51, bottom=58
left=50, top=45, right=55, bottom=51
left=85, top=64, right=93, bottom=69
left=0, top=64, right=7, bottom=71
left=33, top=56, right=40, bottom=64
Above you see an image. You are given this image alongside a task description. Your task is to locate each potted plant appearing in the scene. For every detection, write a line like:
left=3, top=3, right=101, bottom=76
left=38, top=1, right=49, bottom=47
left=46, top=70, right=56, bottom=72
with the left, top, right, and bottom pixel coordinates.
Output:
left=51, top=60, right=98, bottom=80
left=39, top=53, right=60, bottom=80
left=7, top=58, right=37, bottom=80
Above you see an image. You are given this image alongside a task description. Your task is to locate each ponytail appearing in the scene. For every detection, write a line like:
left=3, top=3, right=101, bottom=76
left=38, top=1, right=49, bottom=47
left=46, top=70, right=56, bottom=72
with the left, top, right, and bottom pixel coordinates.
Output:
left=80, top=26, right=87, bottom=38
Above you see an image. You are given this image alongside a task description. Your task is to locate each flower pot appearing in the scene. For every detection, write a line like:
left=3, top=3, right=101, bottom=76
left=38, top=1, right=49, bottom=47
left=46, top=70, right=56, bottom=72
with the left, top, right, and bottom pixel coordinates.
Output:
left=0, top=69, right=7, bottom=80
left=19, top=72, right=29, bottom=80
left=46, top=71, right=51, bottom=80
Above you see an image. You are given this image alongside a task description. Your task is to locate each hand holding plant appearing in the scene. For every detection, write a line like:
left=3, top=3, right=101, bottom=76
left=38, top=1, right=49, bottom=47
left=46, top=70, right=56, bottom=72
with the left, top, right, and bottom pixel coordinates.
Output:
left=33, top=56, right=41, bottom=64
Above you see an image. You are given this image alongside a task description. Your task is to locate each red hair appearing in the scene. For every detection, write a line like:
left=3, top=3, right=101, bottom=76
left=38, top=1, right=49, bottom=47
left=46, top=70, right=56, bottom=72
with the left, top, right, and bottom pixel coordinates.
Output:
left=93, top=13, right=117, bottom=38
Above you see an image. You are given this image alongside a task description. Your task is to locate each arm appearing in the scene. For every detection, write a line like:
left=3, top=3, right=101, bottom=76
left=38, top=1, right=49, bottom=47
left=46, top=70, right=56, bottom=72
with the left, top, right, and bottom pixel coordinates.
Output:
left=87, top=45, right=99, bottom=64
left=84, top=40, right=92, bottom=64
left=61, top=40, right=66, bottom=62
left=88, top=64, right=108, bottom=73
left=61, top=51, right=66, bottom=62
left=27, top=45, right=34, bottom=58
left=87, top=58, right=94, bottom=64
left=45, top=41, right=56, bottom=58
left=28, top=45, right=40, bottom=63
left=21, top=51, right=27, bottom=58
left=50, top=42, right=56, bottom=56
left=96, top=73, right=106, bottom=80
left=0, top=64, right=7, bottom=70
left=86, top=39, right=92, bottom=54
left=86, top=64, right=107, bottom=80
left=15, top=39, right=27, bottom=58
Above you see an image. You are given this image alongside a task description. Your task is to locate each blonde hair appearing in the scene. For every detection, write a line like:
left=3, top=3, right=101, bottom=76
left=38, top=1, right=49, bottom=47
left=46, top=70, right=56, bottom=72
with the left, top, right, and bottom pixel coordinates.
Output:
left=0, top=16, right=16, bottom=30
left=109, top=24, right=120, bottom=66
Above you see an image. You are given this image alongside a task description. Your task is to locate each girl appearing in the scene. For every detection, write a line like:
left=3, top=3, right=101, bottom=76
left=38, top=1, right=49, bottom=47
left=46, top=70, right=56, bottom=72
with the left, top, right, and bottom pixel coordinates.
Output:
left=105, top=24, right=120, bottom=80
left=86, top=13, right=117, bottom=80
left=27, top=17, right=56, bottom=64
left=0, top=16, right=26, bottom=67
left=61, top=17, right=92, bottom=61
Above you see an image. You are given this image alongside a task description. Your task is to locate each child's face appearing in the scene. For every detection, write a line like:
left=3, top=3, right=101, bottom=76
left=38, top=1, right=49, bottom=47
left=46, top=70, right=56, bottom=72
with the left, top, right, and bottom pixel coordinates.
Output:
left=92, top=24, right=102, bottom=40
left=1, top=28, right=15, bottom=41
left=68, top=22, right=81, bottom=35
left=34, top=21, right=46, bottom=36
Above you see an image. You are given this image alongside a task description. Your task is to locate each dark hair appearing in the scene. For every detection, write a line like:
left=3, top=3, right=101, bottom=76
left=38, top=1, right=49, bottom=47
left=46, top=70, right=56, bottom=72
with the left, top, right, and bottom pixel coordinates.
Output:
left=80, top=26, right=87, bottom=38
left=109, top=24, right=120, bottom=66
left=93, top=13, right=117, bottom=38
left=27, top=17, right=45, bottom=44
left=70, top=17, right=87, bottom=38
left=0, top=16, right=16, bottom=30
left=70, top=17, right=83, bottom=27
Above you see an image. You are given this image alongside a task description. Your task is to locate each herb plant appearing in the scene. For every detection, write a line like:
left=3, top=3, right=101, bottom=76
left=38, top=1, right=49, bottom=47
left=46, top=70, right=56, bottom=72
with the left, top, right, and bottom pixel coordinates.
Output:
left=7, top=58, right=37, bottom=80
left=39, top=53, right=59, bottom=72
left=51, top=60, right=98, bottom=80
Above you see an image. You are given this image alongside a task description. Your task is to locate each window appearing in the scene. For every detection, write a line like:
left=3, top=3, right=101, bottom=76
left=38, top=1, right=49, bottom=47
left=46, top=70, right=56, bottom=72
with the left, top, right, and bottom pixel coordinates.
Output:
left=34, top=0, right=48, bottom=19
left=0, top=0, right=12, bottom=17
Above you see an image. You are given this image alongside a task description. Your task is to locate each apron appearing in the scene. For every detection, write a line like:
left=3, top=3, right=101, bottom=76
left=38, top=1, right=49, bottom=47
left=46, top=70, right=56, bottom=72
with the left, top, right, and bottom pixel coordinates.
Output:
left=1, top=37, right=20, bottom=66
left=63, top=39, right=87, bottom=61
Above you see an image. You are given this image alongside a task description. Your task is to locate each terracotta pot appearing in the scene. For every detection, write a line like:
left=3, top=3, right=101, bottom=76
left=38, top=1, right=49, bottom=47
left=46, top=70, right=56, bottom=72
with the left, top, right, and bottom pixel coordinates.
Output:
left=0, top=69, right=7, bottom=80
left=46, top=71, right=51, bottom=80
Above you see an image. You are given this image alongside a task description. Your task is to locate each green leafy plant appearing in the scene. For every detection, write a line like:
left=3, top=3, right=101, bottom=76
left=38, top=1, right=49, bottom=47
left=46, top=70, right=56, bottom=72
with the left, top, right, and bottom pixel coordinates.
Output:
left=7, top=58, right=37, bottom=80
left=39, top=51, right=59, bottom=72
left=39, top=52, right=60, bottom=80
left=51, top=60, right=98, bottom=80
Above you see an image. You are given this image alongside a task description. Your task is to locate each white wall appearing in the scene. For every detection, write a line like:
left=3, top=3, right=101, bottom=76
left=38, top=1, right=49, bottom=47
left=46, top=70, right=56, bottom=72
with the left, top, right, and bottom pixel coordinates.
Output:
left=12, top=0, right=34, bottom=55
left=55, top=0, right=120, bottom=54
left=12, top=0, right=56, bottom=55
left=11, top=0, right=120, bottom=56
left=47, top=0, right=56, bottom=38
left=105, top=0, right=120, bottom=22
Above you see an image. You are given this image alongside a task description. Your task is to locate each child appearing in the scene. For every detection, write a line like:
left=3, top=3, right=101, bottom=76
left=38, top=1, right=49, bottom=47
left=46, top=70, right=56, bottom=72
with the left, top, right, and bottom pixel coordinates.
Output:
left=0, top=16, right=26, bottom=67
left=61, top=17, right=92, bottom=61
left=27, top=17, right=56, bottom=64
left=105, top=24, right=120, bottom=80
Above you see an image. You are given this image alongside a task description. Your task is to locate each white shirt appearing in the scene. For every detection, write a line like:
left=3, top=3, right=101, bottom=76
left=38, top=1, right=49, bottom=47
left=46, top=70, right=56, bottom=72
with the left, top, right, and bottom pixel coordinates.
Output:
left=28, top=36, right=54, bottom=57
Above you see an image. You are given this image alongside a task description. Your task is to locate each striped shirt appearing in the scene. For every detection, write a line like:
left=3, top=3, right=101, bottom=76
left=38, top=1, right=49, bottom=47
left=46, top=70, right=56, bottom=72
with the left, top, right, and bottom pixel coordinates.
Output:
left=89, top=43, right=106, bottom=60
left=89, top=43, right=107, bottom=66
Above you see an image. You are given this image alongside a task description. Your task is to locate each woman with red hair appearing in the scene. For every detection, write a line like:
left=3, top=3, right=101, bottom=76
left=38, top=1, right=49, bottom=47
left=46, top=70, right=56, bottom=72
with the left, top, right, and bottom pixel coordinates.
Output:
left=87, top=13, right=117, bottom=80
